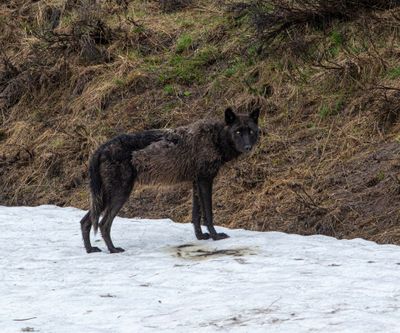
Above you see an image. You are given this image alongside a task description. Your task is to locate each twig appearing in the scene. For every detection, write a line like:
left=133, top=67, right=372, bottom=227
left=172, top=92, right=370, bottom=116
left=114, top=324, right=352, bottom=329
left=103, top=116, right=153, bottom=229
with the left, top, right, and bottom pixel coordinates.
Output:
left=13, top=317, right=37, bottom=322
left=370, top=85, right=400, bottom=92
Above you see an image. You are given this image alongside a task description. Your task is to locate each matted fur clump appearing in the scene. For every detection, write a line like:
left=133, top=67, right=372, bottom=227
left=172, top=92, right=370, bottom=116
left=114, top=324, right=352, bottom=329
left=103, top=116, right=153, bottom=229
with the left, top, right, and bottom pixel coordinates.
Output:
left=132, top=121, right=220, bottom=185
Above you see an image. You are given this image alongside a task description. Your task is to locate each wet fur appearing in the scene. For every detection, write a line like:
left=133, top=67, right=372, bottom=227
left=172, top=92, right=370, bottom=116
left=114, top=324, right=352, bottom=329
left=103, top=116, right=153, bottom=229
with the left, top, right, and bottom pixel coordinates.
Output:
left=80, top=108, right=260, bottom=253
left=133, top=120, right=234, bottom=185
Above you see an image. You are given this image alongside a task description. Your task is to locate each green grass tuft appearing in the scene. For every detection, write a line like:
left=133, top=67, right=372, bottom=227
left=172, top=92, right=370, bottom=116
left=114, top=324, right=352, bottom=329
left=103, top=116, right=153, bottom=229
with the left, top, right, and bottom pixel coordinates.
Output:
left=176, top=34, right=193, bottom=53
left=328, top=30, right=343, bottom=56
left=160, top=46, right=220, bottom=84
left=113, top=78, right=125, bottom=87
left=319, top=98, right=345, bottom=119
left=163, top=84, right=175, bottom=95
left=387, top=66, right=400, bottom=79
left=319, top=105, right=330, bottom=118
left=377, top=171, right=385, bottom=182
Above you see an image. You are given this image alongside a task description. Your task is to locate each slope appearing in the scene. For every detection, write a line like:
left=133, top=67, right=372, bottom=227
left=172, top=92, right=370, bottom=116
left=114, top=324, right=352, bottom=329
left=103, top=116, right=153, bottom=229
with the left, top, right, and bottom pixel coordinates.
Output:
left=1, top=0, right=400, bottom=244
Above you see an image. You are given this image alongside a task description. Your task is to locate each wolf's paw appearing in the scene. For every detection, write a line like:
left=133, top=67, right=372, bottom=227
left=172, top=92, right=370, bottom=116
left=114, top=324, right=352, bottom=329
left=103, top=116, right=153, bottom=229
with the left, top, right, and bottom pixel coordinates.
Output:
left=109, top=247, right=125, bottom=254
left=211, top=233, right=230, bottom=240
left=196, top=232, right=210, bottom=240
left=87, top=246, right=102, bottom=253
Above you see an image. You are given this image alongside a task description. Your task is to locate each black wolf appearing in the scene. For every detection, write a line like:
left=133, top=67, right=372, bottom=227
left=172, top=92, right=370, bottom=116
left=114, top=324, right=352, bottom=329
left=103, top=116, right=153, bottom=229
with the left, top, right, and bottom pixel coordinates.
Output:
left=80, top=106, right=260, bottom=253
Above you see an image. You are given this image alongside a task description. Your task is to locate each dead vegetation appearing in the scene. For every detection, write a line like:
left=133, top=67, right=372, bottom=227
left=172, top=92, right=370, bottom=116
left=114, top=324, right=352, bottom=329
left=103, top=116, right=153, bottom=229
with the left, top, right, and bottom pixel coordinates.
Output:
left=230, top=0, right=400, bottom=44
left=158, top=0, right=193, bottom=12
left=1, top=0, right=400, bottom=245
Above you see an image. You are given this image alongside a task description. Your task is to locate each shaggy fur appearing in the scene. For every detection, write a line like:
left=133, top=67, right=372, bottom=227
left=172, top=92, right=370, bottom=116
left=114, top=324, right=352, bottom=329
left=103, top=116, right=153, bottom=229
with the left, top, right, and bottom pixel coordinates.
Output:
left=80, top=107, right=260, bottom=253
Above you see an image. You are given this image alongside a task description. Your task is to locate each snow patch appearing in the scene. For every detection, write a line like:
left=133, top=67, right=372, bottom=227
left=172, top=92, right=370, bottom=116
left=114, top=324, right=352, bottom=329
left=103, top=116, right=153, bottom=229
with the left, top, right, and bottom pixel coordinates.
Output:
left=1, top=205, right=400, bottom=332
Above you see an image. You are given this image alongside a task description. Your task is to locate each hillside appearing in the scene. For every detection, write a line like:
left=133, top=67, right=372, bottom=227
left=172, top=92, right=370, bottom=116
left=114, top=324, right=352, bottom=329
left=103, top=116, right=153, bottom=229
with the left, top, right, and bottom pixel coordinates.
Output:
left=1, top=0, right=400, bottom=244
left=2, top=205, right=400, bottom=332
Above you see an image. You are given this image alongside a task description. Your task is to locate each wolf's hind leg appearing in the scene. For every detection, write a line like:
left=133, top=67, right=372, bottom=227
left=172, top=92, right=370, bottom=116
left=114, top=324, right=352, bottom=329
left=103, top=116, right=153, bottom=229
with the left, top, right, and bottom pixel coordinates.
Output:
left=98, top=162, right=135, bottom=253
left=99, top=204, right=125, bottom=253
left=80, top=211, right=102, bottom=253
left=100, top=179, right=134, bottom=253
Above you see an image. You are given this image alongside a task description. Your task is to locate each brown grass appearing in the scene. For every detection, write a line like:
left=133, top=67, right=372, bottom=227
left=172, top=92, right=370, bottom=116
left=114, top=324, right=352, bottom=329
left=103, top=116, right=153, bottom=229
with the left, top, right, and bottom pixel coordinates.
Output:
left=1, top=0, right=400, bottom=245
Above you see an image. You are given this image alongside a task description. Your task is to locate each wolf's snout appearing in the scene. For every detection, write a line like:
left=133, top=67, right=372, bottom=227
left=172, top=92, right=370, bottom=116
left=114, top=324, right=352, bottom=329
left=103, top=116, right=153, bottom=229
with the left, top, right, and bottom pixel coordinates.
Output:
left=244, top=145, right=252, bottom=152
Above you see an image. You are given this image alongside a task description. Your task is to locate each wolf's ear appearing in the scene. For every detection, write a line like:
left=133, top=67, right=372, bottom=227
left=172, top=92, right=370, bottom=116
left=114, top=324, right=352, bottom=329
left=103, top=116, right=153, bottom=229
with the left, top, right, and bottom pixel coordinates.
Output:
left=249, top=107, right=260, bottom=123
left=225, top=107, right=237, bottom=125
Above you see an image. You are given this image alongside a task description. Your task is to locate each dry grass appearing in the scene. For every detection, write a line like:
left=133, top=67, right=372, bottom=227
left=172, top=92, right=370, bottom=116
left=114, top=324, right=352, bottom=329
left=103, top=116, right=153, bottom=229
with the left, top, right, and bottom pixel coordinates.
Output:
left=1, top=0, right=400, bottom=245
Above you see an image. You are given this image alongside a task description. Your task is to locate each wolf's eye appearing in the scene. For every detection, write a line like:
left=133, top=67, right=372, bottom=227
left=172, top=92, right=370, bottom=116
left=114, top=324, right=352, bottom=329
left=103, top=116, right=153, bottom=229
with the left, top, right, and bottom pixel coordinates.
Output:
left=250, top=130, right=254, bottom=134
left=236, top=130, right=241, bottom=135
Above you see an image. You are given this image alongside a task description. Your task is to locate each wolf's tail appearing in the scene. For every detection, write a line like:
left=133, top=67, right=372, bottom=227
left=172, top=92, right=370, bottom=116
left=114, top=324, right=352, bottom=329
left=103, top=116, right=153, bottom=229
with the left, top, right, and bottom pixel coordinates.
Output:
left=89, top=150, right=104, bottom=234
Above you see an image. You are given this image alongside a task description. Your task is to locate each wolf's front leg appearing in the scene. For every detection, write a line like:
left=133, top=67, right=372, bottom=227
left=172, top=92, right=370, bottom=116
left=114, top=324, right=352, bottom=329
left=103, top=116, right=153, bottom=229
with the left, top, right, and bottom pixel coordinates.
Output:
left=197, top=177, right=229, bottom=240
left=192, top=183, right=210, bottom=240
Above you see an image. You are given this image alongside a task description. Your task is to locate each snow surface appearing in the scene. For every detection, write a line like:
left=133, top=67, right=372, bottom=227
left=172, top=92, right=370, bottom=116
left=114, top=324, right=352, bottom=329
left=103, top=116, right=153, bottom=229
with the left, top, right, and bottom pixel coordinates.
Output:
left=1, top=205, right=400, bottom=333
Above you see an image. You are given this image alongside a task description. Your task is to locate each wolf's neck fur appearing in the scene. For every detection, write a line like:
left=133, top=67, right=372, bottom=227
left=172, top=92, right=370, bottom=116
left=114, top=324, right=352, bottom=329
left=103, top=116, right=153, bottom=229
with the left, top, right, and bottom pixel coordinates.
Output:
left=216, top=125, right=241, bottom=163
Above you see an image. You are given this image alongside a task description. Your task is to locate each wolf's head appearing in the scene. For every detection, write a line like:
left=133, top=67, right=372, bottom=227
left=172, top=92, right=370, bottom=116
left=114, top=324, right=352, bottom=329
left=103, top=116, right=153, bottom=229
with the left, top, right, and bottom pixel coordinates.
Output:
left=225, top=106, right=260, bottom=154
